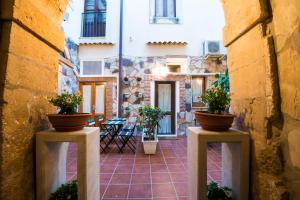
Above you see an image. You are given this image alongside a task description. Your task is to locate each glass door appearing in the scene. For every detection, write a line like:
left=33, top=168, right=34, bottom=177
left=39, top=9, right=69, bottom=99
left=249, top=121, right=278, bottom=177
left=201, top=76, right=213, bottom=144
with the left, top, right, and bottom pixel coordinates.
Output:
left=80, top=82, right=106, bottom=123
left=155, top=81, right=176, bottom=136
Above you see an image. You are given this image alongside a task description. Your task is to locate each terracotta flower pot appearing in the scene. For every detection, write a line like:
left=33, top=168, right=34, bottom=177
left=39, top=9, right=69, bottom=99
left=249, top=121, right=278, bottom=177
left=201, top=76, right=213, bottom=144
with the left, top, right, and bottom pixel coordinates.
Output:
left=47, top=113, right=92, bottom=132
left=195, top=111, right=235, bottom=131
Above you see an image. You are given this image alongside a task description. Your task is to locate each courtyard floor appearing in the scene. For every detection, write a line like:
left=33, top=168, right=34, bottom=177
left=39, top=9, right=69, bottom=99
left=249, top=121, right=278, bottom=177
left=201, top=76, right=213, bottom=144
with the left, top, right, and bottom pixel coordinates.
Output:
left=67, top=136, right=222, bottom=200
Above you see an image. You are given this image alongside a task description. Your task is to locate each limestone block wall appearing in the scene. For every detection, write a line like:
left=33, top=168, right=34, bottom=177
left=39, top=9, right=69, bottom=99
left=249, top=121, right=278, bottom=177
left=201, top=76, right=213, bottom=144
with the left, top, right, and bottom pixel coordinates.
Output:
left=222, top=0, right=300, bottom=199
left=271, top=0, right=300, bottom=198
left=0, top=0, right=68, bottom=199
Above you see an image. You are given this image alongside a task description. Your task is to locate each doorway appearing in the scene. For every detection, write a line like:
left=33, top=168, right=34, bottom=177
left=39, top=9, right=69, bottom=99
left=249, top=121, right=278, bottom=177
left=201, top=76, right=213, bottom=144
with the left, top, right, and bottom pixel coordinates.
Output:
left=155, top=81, right=176, bottom=136
left=79, top=82, right=106, bottom=122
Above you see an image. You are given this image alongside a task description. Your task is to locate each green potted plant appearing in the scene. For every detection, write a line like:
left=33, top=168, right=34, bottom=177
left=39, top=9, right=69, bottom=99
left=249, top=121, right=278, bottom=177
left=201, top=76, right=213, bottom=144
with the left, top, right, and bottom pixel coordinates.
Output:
left=207, top=181, right=232, bottom=200
left=47, top=91, right=91, bottom=132
left=123, top=106, right=130, bottom=117
left=49, top=180, right=77, bottom=200
left=138, top=105, right=166, bottom=154
left=123, top=76, right=129, bottom=85
left=195, top=86, right=234, bottom=131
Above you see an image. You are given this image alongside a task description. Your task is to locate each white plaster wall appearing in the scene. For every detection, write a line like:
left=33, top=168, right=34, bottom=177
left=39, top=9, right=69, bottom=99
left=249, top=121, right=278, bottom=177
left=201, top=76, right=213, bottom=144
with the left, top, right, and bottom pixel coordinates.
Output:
left=74, top=0, right=225, bottom=59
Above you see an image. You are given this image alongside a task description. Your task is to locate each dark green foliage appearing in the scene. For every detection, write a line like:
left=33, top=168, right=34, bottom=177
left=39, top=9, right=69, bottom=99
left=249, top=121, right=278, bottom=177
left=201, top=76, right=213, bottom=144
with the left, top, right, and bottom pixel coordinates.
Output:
left=138, top=105, right=166, bottom=140
left=207, top=181, right=232, bottom=200
left=214, top=68, right=230, bottom=93
left=49, top=180, right=78, bottom=200
left=48, top=92, right=83, bottom=114
left=201, top=86, right=231, bottom=114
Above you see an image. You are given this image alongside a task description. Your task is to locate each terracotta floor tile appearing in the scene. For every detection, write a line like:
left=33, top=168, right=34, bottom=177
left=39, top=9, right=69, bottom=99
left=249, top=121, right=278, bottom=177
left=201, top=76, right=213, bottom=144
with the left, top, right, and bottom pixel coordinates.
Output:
left=100, top=184, right=107, bottom=199
left=103, top=158, right=120, bottom=165
left=66, top=137, right=222, bottom=200
left=119, top=158, right=135, bottom=165
left=167, top=164, right=184, bottom=173
left=101, top=164, right=116, bottom=173
left=152, top=183, right=177, bottom=198
left=174, top=182, right=188, bottom=196
left=165, top=157, right=181, bottom=164
left=170, top=172, right=188, bottom=183
left=131, top=173, right=151, bottom=184
left=150, top=157, right=165, bottom=164
left=151, top=172, right=171, bottom=183
left=115, top=164, right=133, bottom=173
left=133, top=164, right=151, bottom=173
left=110, top=173, right=131, bottom=185
left=128, top=184, right=152, bottom=198
left=151, top=164, right=168, bottom=173
left=135, top=158, right=150, bottom=164
left=100, top=173, right=112, bottom=184
left=103, top=184, right=129, bottom=199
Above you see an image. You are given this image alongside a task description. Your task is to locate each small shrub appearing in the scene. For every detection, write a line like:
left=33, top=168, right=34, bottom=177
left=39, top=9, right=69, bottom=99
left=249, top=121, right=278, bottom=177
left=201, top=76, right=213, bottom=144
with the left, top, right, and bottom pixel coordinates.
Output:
left=207, top=181, right=232, bottom=200
left=138, top=105, right=166, bottom=140
left=48, top=92, right=82, bottom=114
left=49, top=180, right=78, bottom=200
left=201, top=86, right=230, bottom=114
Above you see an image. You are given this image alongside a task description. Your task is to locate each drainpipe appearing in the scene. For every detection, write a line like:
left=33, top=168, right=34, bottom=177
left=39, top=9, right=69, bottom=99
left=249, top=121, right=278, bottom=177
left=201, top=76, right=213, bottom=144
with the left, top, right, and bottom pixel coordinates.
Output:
left=118, top=0, right=124, bottom=117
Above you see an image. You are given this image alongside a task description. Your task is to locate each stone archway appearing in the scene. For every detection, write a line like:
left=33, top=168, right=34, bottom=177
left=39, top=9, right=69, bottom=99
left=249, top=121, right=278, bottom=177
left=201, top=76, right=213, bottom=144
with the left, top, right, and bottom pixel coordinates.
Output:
left=0, top=0, right=300, bottom=199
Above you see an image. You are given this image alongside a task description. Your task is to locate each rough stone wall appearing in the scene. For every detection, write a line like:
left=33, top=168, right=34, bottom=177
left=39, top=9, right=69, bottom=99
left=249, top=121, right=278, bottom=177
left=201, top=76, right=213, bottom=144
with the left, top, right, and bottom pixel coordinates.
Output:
left=270, top=0, right=300, bottom=198
left=0, top=0, right=68, bottom=199
left=222, top=0, right=300, bottom=199
left=102, top=55, right=226, bottom=118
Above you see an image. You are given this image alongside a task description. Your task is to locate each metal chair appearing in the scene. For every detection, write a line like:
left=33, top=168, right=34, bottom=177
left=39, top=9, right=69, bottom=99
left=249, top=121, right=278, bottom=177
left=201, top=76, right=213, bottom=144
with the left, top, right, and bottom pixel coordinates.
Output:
left=116, top=124, right=136, bottom=153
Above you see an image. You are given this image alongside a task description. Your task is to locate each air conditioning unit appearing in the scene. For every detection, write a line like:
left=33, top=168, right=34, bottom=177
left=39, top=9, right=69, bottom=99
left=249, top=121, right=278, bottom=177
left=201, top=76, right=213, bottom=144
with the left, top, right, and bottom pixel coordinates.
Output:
left=203, top=41, right=226, bottom=59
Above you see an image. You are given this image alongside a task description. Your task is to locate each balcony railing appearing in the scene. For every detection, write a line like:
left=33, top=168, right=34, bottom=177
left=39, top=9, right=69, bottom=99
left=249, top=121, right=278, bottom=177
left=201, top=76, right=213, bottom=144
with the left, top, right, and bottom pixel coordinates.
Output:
left=81, top=11, right=106, bottom=37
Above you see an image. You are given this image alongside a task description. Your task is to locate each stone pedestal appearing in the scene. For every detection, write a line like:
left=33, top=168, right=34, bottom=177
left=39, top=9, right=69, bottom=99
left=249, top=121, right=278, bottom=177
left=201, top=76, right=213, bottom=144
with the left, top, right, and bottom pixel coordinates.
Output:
left=36, top=127, right=100, bottom=200
left=187, top=127, right=249, bottom=200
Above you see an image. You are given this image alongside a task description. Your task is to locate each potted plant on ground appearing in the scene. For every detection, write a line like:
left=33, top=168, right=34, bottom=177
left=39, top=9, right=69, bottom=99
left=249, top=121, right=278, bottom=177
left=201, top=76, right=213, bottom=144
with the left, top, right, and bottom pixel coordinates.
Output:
left=138, top=105, right=166, bottom=154
left=207, top=181, right=232, bottom=200
left=47, top=91, right=91, bottom=132
left=195, top=85, right=234, bottom=131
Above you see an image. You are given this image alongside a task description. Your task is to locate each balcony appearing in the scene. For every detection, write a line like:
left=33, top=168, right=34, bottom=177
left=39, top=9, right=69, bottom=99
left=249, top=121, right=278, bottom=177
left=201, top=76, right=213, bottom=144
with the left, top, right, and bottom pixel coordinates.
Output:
left=81, top=11, right=106, bottom=37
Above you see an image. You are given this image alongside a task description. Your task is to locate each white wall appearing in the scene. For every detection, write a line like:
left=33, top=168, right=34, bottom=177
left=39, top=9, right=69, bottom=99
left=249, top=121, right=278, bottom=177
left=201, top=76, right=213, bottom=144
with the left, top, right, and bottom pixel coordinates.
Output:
left=64, top=0, right=225, bottom=59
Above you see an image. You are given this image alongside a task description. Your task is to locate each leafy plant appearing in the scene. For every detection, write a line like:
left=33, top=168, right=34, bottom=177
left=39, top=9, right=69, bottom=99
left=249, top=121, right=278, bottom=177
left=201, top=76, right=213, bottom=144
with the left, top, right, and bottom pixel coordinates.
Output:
left=48, top=92, right=83, bottom=114
left=213, top=68, right=230, bottom=93
left=201, top=86, right=230, bottom=114
left=138, top=105, right=166, bottom=140
left=123, top=76, right=129, bottom=82
left=207, top=181, right=232, bottom=200
left=136, top=77, right=142, bottom=82
left=49, top=180, right=78, bottom=200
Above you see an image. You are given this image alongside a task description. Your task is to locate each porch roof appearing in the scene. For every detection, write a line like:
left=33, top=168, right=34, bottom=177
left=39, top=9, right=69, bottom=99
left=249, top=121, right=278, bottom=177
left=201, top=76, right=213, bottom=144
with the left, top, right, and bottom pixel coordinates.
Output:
left=147, top=41, right=188, bottom=45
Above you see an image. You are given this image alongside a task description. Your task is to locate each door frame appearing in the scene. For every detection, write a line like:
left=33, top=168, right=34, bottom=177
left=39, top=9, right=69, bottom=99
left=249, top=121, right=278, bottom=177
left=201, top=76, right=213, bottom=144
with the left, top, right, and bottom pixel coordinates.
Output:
left=79, top=81, right=106, bottom=122
left=155, top=81, right=176, bottom=137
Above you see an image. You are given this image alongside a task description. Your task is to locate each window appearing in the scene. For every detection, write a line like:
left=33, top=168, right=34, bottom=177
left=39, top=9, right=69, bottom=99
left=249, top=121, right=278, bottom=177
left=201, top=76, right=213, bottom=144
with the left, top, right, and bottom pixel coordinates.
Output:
left=191, top=77, right=205, bottom=107
left=82, top=0, right=107, bottom=37
left=168, top=65, right=181, bottom=73
left=81, top=61, right=103, bottom=75
left=155, top=0, right=176, bottom=18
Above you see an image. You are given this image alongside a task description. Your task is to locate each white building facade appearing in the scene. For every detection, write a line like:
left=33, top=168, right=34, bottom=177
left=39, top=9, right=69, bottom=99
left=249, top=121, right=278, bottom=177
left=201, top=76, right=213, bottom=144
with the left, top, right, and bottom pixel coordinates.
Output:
left=68, top=0, right=227, bottom=137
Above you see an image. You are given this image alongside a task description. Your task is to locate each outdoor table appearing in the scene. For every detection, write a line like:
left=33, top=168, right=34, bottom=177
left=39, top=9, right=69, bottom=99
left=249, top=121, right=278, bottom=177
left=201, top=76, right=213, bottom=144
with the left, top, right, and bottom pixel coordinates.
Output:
left=101, top=120, right=125, bottom=150
left=108, top=117, right=127, bottom=121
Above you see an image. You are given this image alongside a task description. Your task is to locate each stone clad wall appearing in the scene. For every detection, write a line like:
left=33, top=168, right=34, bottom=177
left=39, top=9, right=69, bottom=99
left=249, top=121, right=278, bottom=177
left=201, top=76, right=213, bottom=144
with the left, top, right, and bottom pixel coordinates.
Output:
left=0, top=0, right=68, bottom=199
left=222, top=0, right=300, bottom=199
left=102, top=55, right=226, bottom=117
